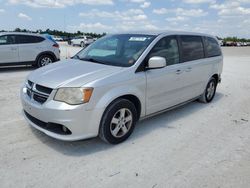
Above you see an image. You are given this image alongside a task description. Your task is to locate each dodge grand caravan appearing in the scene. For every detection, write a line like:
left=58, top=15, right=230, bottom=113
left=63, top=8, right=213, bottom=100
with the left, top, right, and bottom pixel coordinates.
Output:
left=21, top=31, right=223, bottom=144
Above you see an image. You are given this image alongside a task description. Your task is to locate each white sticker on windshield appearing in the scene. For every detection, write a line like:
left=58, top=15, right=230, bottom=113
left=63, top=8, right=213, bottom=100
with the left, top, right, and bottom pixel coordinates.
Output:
left=129, top=37, right=147, bottom=42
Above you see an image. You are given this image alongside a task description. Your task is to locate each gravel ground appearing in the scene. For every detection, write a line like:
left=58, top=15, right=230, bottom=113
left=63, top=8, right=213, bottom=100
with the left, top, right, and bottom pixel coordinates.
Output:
left=0, top=45, right=250, bottom=188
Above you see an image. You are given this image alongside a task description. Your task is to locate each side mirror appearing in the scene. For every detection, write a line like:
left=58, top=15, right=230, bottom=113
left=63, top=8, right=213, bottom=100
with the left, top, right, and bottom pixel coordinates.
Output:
left=148, top=56, right=166, bottom=69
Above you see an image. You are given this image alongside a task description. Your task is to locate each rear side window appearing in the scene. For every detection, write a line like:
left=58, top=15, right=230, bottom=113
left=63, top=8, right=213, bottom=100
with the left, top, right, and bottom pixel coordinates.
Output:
left=180, top=36, right=204, bottom=62
left=0, top=35, right=16, bottom=45
left=148, top=36, right=179, bottom=66
left=204, top=37, right=221, bottom=57
left=17, top=35, right=45, bottom=44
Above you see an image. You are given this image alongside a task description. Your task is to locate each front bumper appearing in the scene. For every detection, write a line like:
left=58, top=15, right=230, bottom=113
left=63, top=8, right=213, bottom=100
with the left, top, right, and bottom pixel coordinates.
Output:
left=20, top=87, right=104, bottom=141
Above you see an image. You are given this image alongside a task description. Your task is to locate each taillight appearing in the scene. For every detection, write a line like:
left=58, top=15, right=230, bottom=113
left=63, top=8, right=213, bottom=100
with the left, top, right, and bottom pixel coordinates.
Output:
left=53, top=43, right=59, bottom=48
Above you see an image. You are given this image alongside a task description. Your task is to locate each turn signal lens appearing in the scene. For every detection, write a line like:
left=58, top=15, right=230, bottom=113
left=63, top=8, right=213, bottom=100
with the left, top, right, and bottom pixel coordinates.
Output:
left=83, top=88, right=93, bottom=103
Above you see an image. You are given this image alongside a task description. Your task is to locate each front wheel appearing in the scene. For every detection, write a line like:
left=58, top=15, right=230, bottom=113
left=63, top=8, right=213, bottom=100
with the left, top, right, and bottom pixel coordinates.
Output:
left=199, top=77, right=217, bottom=103
left=99, top=99, right=137, bottom=144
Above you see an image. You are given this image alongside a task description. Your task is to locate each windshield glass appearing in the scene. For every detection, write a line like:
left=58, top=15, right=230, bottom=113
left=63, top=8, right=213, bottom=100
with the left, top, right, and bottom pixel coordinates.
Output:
left=74, top=34, right=156, bottom=67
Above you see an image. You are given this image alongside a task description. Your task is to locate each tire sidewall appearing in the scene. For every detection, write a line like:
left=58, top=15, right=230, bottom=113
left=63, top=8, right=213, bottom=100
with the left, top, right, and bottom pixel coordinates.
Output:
left=100, top=99, right=137, bottom=144
left=205, top=78, right=217, bottom=103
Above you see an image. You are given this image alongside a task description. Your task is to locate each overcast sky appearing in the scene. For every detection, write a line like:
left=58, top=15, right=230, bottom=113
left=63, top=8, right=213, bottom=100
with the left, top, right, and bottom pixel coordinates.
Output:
left=0, top=0, right=250, bottom=38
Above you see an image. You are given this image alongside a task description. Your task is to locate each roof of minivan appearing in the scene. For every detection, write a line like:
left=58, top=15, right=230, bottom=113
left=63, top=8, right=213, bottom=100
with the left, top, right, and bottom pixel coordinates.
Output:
left=113, top=30, right=216, bottom=38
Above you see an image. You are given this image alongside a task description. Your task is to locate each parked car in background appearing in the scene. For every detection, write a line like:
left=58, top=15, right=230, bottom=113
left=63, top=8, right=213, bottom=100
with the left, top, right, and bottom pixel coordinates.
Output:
left=52, top=36, right=63, bottom=41
left=0, top=32, right=60, bottom=67
left=65, top=36, right=74, bottom=45
left=21, top=31, right=223, bottom=144
left=224, top=41, right=237, bottom=46
left=70, top=36, right=94, bottom=47
left=218, top=40, right=223, bottom=46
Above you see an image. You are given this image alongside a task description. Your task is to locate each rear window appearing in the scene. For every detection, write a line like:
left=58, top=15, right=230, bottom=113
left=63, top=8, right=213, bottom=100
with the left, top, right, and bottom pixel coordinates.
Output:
left=204, top=37, right=221, bottom=57
left=17, top=35, right=45, bottom=44
left=180, top=36, right=205, bottom=62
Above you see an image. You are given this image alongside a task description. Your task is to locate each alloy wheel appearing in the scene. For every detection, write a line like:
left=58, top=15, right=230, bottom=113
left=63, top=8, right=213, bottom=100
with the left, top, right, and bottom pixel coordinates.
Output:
left=40, top=57, right=52, bottom=66
left=206, top=81, right=215, bottom=100
left=110, top=108, right=133, bottom=138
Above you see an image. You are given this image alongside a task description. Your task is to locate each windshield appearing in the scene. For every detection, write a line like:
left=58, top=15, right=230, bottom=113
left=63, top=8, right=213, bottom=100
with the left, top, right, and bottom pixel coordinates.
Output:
left=74, top=34, right=156, bottom=67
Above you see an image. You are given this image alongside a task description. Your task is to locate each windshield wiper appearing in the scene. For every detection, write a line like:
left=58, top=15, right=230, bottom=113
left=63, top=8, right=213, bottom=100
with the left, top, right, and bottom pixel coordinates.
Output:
left=72, top=54, right=80, bottom=59
left=80, top=58, right=107, bottom=65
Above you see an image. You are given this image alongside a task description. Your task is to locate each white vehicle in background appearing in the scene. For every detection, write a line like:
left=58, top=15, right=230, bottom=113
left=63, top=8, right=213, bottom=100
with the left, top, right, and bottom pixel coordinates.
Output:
left=0, top=32, right=60, bottom=67
left=71, top=36, right=94, bottom=47
left=218, top=40, right=223, bottom=46
left=53, top=36, right=63, bottom=41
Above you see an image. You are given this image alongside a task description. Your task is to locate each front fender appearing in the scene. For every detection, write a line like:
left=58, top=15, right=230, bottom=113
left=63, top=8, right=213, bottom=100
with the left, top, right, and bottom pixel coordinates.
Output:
left=93, top=85, right=146, bottom=118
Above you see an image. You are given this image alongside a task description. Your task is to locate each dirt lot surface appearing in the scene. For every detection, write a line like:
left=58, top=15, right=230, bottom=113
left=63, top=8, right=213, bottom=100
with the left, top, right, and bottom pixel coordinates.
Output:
left=0, top=45, right=250, bottom=188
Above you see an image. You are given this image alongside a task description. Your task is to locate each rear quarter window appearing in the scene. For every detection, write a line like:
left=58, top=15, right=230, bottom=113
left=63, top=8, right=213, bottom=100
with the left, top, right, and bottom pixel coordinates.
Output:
left=17, top=35, right=45, bottom=44
left=204, top=37, right=222, bottom=57
left=180, top=35, right=205, bottom=62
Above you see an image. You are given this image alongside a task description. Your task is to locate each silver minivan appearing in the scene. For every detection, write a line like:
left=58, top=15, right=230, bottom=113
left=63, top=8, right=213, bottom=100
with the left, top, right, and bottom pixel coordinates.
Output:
left=21, top=31, right=223, bottom=144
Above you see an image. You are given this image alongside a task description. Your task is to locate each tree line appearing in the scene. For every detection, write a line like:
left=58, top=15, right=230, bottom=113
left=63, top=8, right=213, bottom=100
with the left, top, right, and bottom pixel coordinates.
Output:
left=1, top=28, right=250, bottom=42
left=0, top=28, right=106, bottom=39
left=217, top=36, right=250, bottom=42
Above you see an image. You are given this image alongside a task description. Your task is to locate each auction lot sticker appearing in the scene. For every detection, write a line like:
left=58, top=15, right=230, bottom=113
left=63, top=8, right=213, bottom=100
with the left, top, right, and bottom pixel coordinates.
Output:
left=129, top=37, right=148, bottom=42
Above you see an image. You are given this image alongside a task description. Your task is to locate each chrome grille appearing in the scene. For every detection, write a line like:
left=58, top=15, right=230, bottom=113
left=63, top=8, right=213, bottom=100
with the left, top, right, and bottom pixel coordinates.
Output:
left=26, top=80, right=53, bottom=104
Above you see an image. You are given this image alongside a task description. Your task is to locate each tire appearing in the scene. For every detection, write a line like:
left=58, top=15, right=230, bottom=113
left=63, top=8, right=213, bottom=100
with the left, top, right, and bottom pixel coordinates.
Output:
left=199, top=77, right=217, bottom=103
left=37, top=54, right=54, bottom=68
left=99, top=99, right=138, bottom=144
left=80, top=42, right=85, bottom=48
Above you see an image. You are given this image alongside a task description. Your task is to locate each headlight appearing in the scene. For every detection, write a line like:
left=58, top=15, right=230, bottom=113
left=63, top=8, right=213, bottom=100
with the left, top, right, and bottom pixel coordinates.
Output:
left=54, top=87, right=93, bottom=105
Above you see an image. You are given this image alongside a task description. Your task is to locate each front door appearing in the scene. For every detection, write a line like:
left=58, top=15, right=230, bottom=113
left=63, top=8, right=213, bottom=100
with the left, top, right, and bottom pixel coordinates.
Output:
left=146, top=36, right=187, bottom=115
left=0, top=35, right=19, bottom=64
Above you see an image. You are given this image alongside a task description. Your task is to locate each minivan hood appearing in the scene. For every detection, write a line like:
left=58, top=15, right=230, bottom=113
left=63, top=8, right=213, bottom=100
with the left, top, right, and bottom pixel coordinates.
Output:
left=28, top=59, right=123, bottom=88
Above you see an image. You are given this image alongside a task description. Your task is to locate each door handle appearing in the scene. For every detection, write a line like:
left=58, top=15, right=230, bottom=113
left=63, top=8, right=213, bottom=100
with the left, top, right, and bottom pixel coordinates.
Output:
left=186, top=67, right=192, bottom=72
left=176, top=69, right=182, bottom=74
left=11, top=47, right=18, bottom=50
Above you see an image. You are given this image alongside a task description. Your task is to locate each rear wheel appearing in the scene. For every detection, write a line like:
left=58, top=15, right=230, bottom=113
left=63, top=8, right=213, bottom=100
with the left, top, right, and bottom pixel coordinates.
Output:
left=37, top=54, right=53, bottom=67
left=199, top=77, right=217, bottom=103
left=80, top=42, right=86, bottom=48
left=99, top=99, right=137, bottom=144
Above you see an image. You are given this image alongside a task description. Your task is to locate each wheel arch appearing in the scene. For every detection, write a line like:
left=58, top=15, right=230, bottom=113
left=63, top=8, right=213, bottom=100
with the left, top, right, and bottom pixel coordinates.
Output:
left=211, top=74, right=219, bottom=84
left=93, top=86, right=145, bottom=120
left=116, top=94, right=141, bottom=121
left=100, top=94, right=143, bottom=120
